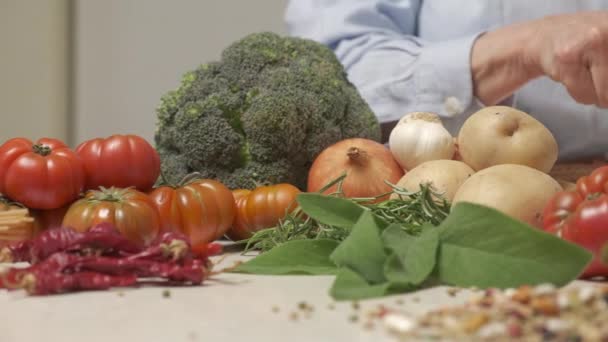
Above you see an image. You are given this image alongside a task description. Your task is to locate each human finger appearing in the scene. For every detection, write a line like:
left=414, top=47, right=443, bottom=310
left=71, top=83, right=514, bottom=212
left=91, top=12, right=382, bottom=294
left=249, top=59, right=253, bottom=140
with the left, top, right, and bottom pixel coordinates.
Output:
left=560, top=63, right=598, bottom=105
left=589, top=53, right=608, bottom=108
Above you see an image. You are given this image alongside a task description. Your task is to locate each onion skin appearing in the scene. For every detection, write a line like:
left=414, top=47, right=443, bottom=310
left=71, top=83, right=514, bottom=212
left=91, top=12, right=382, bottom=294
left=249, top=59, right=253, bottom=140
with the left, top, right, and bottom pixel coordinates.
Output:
left=307, top=138, right=404, bottom=202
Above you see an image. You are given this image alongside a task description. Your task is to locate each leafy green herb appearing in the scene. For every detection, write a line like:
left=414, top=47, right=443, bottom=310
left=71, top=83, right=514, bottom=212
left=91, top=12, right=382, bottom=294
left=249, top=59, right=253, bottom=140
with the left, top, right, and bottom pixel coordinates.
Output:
left=436, top=202, right=593, bottom=288
left=382, top=225, right=439, bottom=286
left=233, top=239, right=339, bottom=275
left=330, top=211, right=388, bottom=284
left=329, top=268, right=393, bottom=301
left=236, top=186, right=592, bottom=302
left=245, top=181, right=447, bottom=252
left=297, top=193, right=367, bottom=228
left=601, top=243, right=608, bottom=266
left=371, top=184, right=450, bottom=236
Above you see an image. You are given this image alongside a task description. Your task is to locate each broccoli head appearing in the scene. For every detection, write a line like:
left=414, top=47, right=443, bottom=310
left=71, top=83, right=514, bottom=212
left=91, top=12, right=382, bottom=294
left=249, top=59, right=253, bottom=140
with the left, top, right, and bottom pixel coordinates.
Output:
left=155, top=32, right=381, bottom=190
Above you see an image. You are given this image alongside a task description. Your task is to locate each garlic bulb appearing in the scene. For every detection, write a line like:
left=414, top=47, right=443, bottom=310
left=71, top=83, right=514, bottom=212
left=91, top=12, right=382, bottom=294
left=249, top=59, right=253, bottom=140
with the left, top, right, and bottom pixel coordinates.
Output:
left=388, top=112, right=455, bottom=171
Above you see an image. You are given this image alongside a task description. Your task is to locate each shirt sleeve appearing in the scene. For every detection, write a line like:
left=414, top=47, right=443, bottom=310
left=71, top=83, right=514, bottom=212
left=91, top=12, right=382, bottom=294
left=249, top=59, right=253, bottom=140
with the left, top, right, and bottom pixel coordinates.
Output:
left=285, top=0, right=484, bottom=124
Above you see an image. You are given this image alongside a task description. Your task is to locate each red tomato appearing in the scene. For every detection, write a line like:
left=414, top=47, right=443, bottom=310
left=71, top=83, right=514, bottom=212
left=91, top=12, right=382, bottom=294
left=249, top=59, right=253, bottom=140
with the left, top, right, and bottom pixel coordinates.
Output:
left=0, top=138, right=85, bottom=209
left=543, top=172, right=608, bottom=278
left=62, top=187, right=160, bottom=246
left=31, top=204, right=71, bottom=231
left=225, top=189, right=252, bottom=241
left=576, top=165, right=608, bottom=198
left=76, top=134, right=160, bottom=192
left=226, top=184, right=300, bottom=241
left=149, top=179, right=236, bottom=247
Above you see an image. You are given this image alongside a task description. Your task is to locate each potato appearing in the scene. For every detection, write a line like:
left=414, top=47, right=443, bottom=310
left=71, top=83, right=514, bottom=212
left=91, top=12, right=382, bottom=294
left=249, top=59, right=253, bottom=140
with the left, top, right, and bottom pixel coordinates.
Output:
left=452, top=164, right=563, bottom=228
left=390, top=160, right=474, bottom=202
left=555, top=178, right=577, bottom=192
left=457, top=106, right=558, bottom=173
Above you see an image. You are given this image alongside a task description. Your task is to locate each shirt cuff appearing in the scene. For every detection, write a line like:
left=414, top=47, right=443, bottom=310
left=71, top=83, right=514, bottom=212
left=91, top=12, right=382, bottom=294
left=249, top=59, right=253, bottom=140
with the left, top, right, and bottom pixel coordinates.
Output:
left=413, top=32, right=485, bottom=118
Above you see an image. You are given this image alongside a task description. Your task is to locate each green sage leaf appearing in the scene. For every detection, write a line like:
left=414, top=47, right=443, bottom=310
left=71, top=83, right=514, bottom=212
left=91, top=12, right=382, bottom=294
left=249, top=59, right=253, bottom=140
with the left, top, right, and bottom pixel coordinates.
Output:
left=330, top=211, right=388, bottom=284
left=382, top=225, right=439, bottom=286
left=437, top=202, right=593, bottom=288
left=231, top=239, right=339, bottom=275
left=329, top=268, right=392, bottom=301
left=297, top=193, right=367, bottom=228
left=601, top=243, right=608, bottom=266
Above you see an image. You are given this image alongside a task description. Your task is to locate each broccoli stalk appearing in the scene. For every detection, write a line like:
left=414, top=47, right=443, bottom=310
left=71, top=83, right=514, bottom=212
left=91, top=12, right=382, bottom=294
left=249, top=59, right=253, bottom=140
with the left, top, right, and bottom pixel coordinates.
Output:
left=155, top=32, right=381, bottom=190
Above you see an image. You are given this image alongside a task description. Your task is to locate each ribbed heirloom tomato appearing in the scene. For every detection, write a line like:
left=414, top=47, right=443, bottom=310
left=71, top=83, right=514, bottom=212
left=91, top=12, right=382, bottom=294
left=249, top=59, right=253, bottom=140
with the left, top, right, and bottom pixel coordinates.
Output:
left=0, top=138, right=85, bottom=209
left=226, top=184, right=300, bottom=241
left=62, top=187, right=160, bottom=246
left=149, top=178, right=236, bottom=248
left=76, top=134, right=160, bottom=192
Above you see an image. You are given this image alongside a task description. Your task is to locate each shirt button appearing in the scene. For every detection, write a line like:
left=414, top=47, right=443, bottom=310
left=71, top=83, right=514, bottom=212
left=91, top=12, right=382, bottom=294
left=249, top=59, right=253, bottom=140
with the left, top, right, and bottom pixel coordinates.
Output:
left=444, top=96, right=463, bottom=117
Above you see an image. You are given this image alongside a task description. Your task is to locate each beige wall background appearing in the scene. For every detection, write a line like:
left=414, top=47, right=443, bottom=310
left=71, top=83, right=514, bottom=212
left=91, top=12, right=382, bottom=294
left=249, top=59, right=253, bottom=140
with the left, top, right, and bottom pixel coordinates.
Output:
left=0, top=0, right=287, bottom=147
left=0, top=0, right=70, bottom=143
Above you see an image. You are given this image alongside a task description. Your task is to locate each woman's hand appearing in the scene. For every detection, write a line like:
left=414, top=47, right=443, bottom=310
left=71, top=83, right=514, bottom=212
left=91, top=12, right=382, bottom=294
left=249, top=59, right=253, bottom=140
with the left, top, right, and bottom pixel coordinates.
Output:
left=472, top=11, right=608, bottom=108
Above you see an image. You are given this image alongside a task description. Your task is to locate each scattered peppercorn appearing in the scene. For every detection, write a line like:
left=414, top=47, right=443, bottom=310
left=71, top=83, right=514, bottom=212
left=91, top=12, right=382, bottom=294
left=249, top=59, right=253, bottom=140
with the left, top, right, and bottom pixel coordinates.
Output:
left=363, top=321, right=375, bottom=331
left=162, top=289, right=171, bottom=298
left=447, top=288, right=460, bottom=297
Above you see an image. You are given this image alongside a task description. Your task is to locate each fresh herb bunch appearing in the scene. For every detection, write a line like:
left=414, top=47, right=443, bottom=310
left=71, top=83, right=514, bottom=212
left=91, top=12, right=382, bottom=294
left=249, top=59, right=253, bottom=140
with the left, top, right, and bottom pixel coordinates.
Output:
left=244, top=174, right=451, bottom=253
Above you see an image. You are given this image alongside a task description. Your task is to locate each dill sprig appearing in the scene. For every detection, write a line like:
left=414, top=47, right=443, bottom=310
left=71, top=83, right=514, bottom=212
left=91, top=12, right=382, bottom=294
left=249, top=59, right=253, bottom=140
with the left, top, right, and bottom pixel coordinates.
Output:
left=243, top=174, right=451, bottom=253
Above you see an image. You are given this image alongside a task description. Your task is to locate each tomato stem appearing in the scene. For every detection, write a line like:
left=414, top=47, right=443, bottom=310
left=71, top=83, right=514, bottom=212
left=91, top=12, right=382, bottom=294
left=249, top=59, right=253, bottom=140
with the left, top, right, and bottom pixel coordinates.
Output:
left=90, top=187, right=128, bottom=202
left=178, top=172, right=205, bottom=187
left=32, top=144, right=52, bottom=156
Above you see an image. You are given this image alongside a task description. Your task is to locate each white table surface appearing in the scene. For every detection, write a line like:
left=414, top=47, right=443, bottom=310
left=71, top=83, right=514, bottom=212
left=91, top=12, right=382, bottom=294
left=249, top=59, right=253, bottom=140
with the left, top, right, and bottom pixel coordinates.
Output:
left=0, top=249, right=593, bottom=342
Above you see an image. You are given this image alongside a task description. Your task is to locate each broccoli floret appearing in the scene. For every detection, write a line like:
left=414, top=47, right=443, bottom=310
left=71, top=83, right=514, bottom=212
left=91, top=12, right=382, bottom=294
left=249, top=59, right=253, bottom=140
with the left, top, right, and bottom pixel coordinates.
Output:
left=155, top=32, right=381, bottom=190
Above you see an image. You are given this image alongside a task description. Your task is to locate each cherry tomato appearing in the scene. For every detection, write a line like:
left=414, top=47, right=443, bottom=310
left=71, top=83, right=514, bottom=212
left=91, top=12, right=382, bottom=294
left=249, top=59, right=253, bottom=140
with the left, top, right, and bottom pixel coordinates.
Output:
left=0, top=138, right=85, bottom=209
left=62, top=187, right=160, bottom=246
left=226, top=184, right=300, bottom=241
left=76, top=134, right=160, bottom=192
left=149, top=179, right=236, bottom=247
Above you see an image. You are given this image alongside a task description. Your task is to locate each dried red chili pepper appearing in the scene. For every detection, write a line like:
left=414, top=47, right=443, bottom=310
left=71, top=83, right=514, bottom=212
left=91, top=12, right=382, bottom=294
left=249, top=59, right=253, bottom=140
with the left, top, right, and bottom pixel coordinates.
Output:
left=0, top=223, right=141, bottom=263
left=122, top=231, right=192, bottom=262
left=1, top=252, right=207, bottom=293
left=17, top=272, right=138, bottom=295
left=65, top=255, right=207, bottom=283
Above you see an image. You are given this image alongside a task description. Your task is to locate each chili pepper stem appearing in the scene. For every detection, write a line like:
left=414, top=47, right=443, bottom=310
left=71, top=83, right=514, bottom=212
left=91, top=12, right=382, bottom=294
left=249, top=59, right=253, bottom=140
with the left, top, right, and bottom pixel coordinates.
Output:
left=208, top=257, right=242, bottom=276
left=0, top=247, right=13, bottom=263
left=161, top=240, right=189, bottom=261
left=0, top=270, right=27, bottom=290
left=20, top=273, right=36, bottom=294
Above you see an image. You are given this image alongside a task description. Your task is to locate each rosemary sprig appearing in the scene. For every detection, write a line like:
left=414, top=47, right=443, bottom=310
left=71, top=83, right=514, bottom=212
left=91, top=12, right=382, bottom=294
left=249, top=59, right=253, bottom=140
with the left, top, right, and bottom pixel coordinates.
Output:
left=243, top=176, right=451, bottom=253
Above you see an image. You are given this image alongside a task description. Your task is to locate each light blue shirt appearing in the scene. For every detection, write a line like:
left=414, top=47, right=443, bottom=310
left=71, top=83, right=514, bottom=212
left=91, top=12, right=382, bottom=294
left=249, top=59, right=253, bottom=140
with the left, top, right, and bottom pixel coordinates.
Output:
left=285, top=0, right=608, bottom=161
